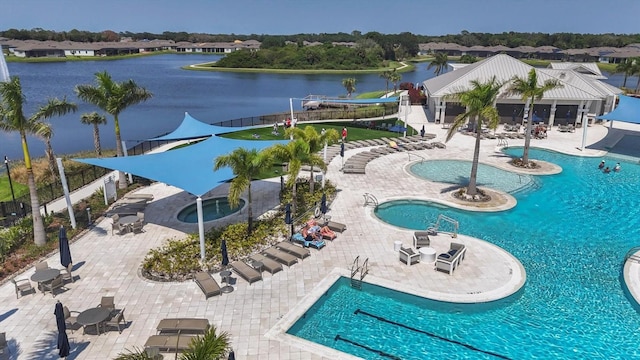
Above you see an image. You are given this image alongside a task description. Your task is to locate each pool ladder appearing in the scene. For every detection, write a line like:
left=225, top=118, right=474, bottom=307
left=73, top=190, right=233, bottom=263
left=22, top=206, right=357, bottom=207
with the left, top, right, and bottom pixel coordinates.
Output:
left=363, top=193, right=378, bottom=207
left=624, top=246, right=640, bottom=264
left=350, top=256, right=369, bottom=289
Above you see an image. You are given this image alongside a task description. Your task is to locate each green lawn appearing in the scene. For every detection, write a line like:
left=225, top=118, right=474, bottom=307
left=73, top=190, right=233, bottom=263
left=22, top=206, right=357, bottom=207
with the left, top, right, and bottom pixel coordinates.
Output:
left=0, top=176, right=29, bottom=202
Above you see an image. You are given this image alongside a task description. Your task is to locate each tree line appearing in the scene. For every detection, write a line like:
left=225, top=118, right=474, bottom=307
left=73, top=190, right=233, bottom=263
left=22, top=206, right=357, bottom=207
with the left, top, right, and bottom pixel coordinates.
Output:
left=3, top=28, right=640, bottom=50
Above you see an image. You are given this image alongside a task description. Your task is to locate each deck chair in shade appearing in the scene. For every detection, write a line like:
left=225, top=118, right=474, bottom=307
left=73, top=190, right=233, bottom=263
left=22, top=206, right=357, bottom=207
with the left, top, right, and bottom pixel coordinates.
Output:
left=275, top=241, right=310, bottom=259
left=263, top=247, right=298, bottom=267
left=249, top=254, right=283, bottom=274
left=193, top=271, right=221, bottom=299
left=230, top=261, right=262, bottom=284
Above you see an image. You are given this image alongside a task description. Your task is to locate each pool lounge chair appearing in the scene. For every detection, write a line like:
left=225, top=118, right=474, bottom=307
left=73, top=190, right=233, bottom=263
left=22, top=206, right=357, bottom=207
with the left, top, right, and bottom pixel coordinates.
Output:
left=263, top=247, right=298, bottom=267
left=399, top=247, right=420, bottom=265
left=145, top=334, right=197, bottom=352
left=230, top=261, right=262, bottom=284
left=275, top=241, right=311, bottom=259
left=326, top=221, right=347, bottom=233
left=193, top=271, right=221, bottom=299
left=291, top=233, right=326, bottom=249
left=249, top=254, right=283, bottom=274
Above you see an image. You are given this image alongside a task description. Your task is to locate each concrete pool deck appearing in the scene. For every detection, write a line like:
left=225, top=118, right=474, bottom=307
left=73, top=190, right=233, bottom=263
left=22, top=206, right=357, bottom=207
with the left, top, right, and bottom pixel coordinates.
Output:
left=1, top=109, right=640, bottom=359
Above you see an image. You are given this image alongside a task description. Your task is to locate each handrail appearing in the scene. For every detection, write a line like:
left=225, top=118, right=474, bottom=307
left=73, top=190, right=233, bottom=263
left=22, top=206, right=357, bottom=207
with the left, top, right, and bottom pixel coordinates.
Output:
left=407, top=152, right=426, bottom=163
left=363, top=193, right=379, bottom=207
left=428, top=214, right=459, bottom=238
left=498, top=138, right=508, bottom=147
left=624, top=246, right=640, bottom=263
left=360, top=258, right=369, bottom=280
left=351, top=256, right=360, bottom=278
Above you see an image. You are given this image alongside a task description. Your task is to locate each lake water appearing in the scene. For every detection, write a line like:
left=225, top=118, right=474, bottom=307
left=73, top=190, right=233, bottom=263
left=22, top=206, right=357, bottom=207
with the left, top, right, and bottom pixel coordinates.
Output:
left=1, top=55, right=633, bottom=160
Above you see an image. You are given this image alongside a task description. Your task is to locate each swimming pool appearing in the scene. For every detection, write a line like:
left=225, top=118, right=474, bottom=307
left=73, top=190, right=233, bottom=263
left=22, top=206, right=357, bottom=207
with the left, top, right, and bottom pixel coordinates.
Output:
left=288, top=148, right=640, bottom=359
left=176, top=197, right=244, bottom=223
left=409, top=159, right=539, bottom=194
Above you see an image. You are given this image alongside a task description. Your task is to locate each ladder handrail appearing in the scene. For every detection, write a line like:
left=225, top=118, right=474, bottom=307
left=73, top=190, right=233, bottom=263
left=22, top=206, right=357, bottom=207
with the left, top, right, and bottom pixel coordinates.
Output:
left=351, top=256, right=360, bottom=278
left=363, top=193, right=379, bottom=207
left=407, top=152, right=426, bottom=163
left=360, top=258, right=369, bottom=280
left=624, top=246, right=640, bottom=262
left=429, top=214, right=459, bottom=238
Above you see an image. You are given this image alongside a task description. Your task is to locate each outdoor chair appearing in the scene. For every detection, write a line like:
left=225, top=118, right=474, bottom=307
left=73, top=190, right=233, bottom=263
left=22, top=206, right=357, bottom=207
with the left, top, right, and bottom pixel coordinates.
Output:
left=131, top=220, right=144, bottom=234
left=11, top=277, right=34, bottom=299
left=435, top=243, right=467, bottom=275
left=35, top=261, right=48, bottom=271
left=104, top=308, right=127, bottom=333
left=98, top=296, right=116, bottom=311
left=249, top=254, right=283, bottom=274
left=63, top=306, right=81, bottom=333
left=326, top=221, right=347, bottom=233
left=275, top=241, right=310, bottom=259
left=111, top=214, right=120, bottom=222
left=137, top=211, right=145, bottom=223
left=263, top=247, right=298, bottom=267
left=42, top=275, right=65, bottom=297
left=193, top=272, right=221, bottom=299
left=111, top=221, right=126, bottom=235
left=413, top=231, right=432, bottom=249
left=61, top=263, right=74, bottom=283
left=399, top=247, right=420, bottom=266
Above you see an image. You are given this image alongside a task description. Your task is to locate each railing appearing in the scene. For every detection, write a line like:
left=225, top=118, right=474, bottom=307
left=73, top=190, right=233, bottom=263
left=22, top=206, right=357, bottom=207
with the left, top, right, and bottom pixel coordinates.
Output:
left=497, top=138, right=508, bottom=147
left=428, top=214, right=459, bottom=238
left=624, top=246, right=640, bottom=264
left=363, top=193, right=378, bottom=208
left=407, top=152, right=426, bottom=163
left=350, top=256, right=369, bottom=289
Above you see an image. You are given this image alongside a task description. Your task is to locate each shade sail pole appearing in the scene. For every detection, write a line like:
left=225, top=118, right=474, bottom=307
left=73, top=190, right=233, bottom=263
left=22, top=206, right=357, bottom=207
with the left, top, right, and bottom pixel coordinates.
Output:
left=197, top=197, right=206, bottom=261
left=57, top=158, right=76, bottom=229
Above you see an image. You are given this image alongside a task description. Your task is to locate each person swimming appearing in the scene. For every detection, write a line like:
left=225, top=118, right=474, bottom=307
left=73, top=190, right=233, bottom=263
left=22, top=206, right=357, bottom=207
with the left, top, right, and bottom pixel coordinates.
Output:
left=598, top=160, right=605, bottom=169
left=603, top=166, right=611, bottom=174
left=614, top=163, right=621, bottom=172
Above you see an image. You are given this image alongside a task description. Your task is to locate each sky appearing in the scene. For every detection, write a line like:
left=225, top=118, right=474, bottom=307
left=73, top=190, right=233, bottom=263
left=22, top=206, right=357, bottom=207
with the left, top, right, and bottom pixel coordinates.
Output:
left=5, top=0, right=640, bottom=36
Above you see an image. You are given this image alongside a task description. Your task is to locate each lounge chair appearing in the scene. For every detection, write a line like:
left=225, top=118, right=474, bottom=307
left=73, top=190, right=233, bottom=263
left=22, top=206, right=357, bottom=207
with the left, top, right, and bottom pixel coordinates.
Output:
left=276, top=241, right=311, bottom=259
left=399, top=247, right=420, bottom=265
left=194, top=271, right=221, bottom=298
left=263, top=247, right=298, bottom=267
left=230, top=261, right=263, bottom=284
left=249, top=254, right=283, bottom=274
left=413, top=231, right=432, bottom=249
left=320, top=226, right=337, bottom=240
left=435, top=242, right=467, bottom=275
left=156, top=318, right=210, bottom=335
left=291, top=233, right=326, bottom=249
left=144, top=334, right=196, bottom=352
left=11, top=277, right=34, bottom=298
left=326, top=221, right=347, bottom=233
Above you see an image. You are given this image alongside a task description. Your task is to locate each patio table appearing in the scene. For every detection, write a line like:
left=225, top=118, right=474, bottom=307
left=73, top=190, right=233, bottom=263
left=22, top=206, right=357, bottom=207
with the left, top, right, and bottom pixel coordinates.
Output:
left=77, top=307, right=112, bottom=335
left=31, top=268, right=60, bottom=292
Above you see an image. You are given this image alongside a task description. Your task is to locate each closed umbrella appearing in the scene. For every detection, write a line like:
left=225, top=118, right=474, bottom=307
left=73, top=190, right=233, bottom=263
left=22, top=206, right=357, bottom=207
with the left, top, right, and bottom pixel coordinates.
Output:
left=54, top=302, right=70, bottom=358
left=420, top=125, right=425, bottom=138
left=221, top=239, right=229, bottom=267
left=284, top=203, right=293, bottom=237
left=320, top=194, right=327, bottom=215
left=340, top=142, right=345, bottom=170
left=59, top=226, right=72, bottom=268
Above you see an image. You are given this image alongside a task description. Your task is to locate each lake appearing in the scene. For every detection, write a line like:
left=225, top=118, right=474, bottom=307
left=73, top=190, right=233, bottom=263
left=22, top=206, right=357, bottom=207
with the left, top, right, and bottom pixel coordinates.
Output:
left=1, top=54, right=633, bottom=160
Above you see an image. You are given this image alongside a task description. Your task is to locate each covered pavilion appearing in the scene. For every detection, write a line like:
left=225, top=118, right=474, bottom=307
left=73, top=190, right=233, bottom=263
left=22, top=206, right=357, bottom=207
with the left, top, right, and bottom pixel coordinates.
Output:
left=75, top=113, right=287, bottom=260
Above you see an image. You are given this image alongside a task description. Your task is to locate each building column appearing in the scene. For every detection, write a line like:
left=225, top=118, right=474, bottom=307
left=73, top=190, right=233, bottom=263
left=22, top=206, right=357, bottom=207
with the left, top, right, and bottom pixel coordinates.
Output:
left=548, top=100, right=558, bottom=127
left=435, top=100, right=446, bottom=123
left=580, top=100, right=593, bottom=151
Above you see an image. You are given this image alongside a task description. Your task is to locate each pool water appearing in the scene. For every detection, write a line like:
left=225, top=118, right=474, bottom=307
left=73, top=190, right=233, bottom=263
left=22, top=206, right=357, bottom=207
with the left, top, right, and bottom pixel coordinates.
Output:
left=176, top=197, right=244, bottom=223
left=409, top=159, right=540, bottom=194
left=289, top=148, right=640, bottom=359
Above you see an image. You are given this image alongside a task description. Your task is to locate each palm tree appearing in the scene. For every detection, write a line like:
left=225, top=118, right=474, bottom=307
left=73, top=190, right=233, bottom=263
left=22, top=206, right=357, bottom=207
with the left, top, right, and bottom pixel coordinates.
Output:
left=80, top=111, right=107, bottom=156
left=507, top=69, right=562, bottom=165
left=427, top=52, right=448, bottom=76
left=614, top=59, right=635, bottom=88
left=444, top=77, right=503, bottom=196
left=268, top=139, right=323, bottom=216
left=379, top=70, right=392, bottom=94
left=214, top=148, right=273, bottom=234
left=75, top=71, right=153, bottom=188
left=285, top=125, right=339, bottom=193
left=0, top=77, right=77, bottom=246
left=342, top=77, right=357, bottom=98
left=34, top=121, right=58, bottom=181
left=389, top=69, right=402, bottom=92
left=114, top=326, right=231, bottom=360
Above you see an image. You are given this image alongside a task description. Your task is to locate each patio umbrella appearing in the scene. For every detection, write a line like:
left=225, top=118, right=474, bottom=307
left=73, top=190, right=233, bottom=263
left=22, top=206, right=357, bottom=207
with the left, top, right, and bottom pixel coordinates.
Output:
left=221, top=239, right=229, bottom=267
left=320, top=193, right=327, bottom=215
left=420, top=125, right=425, bottom=138
left=54, top=302, right=70, bottom=358
left=59, top=226, right=72, bottom=268
left=284, top=203, right=292, bottom=225
left=228, top=349, right=236, bottom=360
left=340, top=142, right=344, bottom=158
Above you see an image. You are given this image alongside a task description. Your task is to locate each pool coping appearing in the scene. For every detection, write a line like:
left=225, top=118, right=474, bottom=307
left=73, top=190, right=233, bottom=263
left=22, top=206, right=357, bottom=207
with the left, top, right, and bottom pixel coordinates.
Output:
left=623, top=250, right=640, bottom=307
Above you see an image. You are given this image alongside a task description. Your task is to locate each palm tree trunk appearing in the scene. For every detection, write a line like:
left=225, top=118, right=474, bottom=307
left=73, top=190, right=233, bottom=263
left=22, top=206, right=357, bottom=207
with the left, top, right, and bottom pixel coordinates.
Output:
left=93, top=124, right=102, bottom=156
left=522, top=99, right=534, bottom=164
left=45, top=140, right=58, bottom=181
left=21, top=135, right=46, bottom=246
left=623, top=74, right=628, bottom=88
left=114, top=116, right=127, bottom=189
left=247, top=183, right=253, bottom=234
left=467, top=117, right=482, bottom=196
left=292, top=183, right=297, bottom=217
left=309, top=165, right=315, bottom=193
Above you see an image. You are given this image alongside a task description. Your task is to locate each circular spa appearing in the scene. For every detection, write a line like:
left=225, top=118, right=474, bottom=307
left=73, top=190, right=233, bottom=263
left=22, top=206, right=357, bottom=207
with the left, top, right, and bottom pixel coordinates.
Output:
left=177, top=197, right=245, bottom=223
